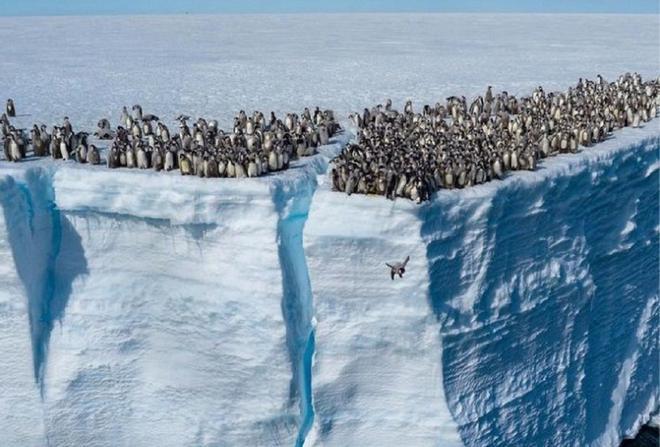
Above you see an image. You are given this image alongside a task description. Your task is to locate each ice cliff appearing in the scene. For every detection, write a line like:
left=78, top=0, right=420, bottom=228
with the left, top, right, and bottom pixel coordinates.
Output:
left=0, top=126, right=658, bottom=447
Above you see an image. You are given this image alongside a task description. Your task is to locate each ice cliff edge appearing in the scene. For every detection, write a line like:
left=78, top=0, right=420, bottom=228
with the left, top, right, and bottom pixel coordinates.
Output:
left=0, top=127, right=658, bottom=447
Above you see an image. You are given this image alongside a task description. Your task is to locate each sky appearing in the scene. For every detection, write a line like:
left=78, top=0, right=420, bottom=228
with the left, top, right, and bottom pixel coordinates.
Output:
left=0, top=0, right=658, bottom=16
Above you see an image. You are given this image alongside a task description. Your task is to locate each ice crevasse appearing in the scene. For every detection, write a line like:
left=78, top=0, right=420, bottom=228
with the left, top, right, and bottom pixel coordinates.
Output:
left=0, top=125, right=658, bottom=447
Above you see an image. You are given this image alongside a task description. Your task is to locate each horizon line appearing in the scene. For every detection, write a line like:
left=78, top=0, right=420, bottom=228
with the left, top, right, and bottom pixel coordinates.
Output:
left=1, top=11, right=658, bottom=18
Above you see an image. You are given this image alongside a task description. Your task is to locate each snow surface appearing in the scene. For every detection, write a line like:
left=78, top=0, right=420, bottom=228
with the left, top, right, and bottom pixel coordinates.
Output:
left=0, top=14, right=659, bottom=131
left=0, top=13, right=658, bottom=447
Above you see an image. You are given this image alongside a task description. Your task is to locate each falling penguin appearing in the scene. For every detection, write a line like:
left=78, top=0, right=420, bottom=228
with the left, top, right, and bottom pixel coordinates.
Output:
left=386, top=256, right=410, bottom=280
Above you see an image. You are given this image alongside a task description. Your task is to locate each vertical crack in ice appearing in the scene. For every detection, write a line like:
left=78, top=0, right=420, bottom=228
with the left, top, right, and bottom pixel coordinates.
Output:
left=0, top=167, right=87, bottom=395
left=271, top=135, right=349, bottom=447
left=273, top=178, right=318, bottom=447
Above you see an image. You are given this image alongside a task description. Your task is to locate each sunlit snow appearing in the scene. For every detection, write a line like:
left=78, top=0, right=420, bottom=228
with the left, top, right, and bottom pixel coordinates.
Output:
left=0, top=13, right=658, bottom=447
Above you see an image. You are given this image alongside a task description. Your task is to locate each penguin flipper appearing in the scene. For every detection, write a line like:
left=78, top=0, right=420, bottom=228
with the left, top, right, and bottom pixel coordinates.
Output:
left=385, top=263, right=393, bottom=269
left=390, top=270, right=395, bottom=281
left=402, top=256, right=410, bottom=267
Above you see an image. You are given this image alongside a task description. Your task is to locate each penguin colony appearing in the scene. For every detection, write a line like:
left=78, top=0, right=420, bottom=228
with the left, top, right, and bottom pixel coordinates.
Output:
left=1, top=103, right=340, bottom=178
left=332, top=73, right=660, bottom=203
left=1, top=114, right=98, bottom=165
left=1, top=73, right=659, bottom=194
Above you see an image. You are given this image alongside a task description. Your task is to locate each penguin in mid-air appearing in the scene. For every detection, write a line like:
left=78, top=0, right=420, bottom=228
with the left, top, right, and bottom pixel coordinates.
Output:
left=386, top=256, right=410, bottom=280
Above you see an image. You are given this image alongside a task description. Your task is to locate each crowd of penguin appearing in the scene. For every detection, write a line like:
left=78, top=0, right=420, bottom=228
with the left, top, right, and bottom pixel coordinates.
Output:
left=332, top=73, right=660, bottom=202
left=1, top=112, right=101, bottom=165
left=2, top=73, right=659, bottom=201
left=1, top=101, right=340, bottom=178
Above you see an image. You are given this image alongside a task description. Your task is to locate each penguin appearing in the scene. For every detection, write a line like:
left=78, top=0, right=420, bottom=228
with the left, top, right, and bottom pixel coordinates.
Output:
left=60, top=138, right=70, bottom=161
left=120, top=106, right=130, bottom=127
left=132, top=104, right=143, bottom=121
left=76, top=144, right=88, bottom=163
left=395, top=173, right=408, bottom=195
left=345, top=172, right=358, bottom=196
left=226, top=159, right=236, bottom=178
left=119, top=148, right=127, bottom=167
left=126, top=146, right=136, bottom=168
left=95, top=119, right=113, bottom=139
left=492, top=158, right=503, bottom=179
left=485, top=86, right=493, bottom=104
left=62, top=117, right=73, bottom=135
left=136, top=146, right=149, bottom=169
left=444, top=169, right=454, bottom=189
left=7, top=134, right=22, bottom=161
left=234, top=159, right=247, bottom=178
left=141, top=120, right=153, bottom=136
left=502, top=150, right=511, bottom=170
left=2, top=134, right=10, bottom=160
left=540, top=133, right=550, bottom=157
left=152, top=149, right=164, bottom=172
left=247, top=157, right=258, bottom=177
left=386, top=256, right=410, bottom=280
left=318, top=124, right=330, bottom=145
left=179, top=153, right=192, bottom=175
left=31, top=126, right=47, bottom=157
left=268, top=150, right=278, bottom=171
left=107, top=146, right=119, bottom=168
left=164, top=149, right=175, bottom=171
left=510, top=150, right=519, bottom=170
left=86, top=145, right=100, bottom=165
left=6, top=99, right=16, bottom=117
left=205, top=157, right=219, bottom=178
left=196, top=156, right=206, bottom=178
left=159, top=123, right=171, bottom=142
left=217, top=157, right=227, bottom=177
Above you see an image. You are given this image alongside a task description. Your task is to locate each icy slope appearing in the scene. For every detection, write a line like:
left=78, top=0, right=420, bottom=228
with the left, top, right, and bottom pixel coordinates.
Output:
left=303, top=125, right=659, bottom=447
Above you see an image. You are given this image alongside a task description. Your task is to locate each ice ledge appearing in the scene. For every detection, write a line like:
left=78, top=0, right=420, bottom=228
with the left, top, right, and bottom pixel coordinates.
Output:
left=0, top=133, right=351, bottom=226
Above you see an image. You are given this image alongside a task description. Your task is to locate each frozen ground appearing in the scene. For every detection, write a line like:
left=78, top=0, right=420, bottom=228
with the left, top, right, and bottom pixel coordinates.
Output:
left=0, top=13, right=658, bottom=447
left=0, top=14, right=659, bottom=131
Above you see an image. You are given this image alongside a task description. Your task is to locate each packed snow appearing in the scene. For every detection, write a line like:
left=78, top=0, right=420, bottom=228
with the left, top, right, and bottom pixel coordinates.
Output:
left=0, top=13, right=658, bottom=447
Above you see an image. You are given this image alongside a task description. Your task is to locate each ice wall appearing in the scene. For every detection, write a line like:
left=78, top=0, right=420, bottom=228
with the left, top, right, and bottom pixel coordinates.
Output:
left=0, top=135, right=348, bottom=447
left=303, top=126, right=659, bottom=447
left=304, top=188, right=462, bottom=446
left=422, top=130, right=659, bottom=447
left=0, top=128, right=658, bottom=447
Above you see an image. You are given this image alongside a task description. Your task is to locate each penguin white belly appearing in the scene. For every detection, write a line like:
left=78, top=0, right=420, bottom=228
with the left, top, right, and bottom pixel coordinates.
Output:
left=164, top=152, right=174, bottom=171
left=60, top=141, right=69, bottom=160
left=10, top=141, right=21, bottom=161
